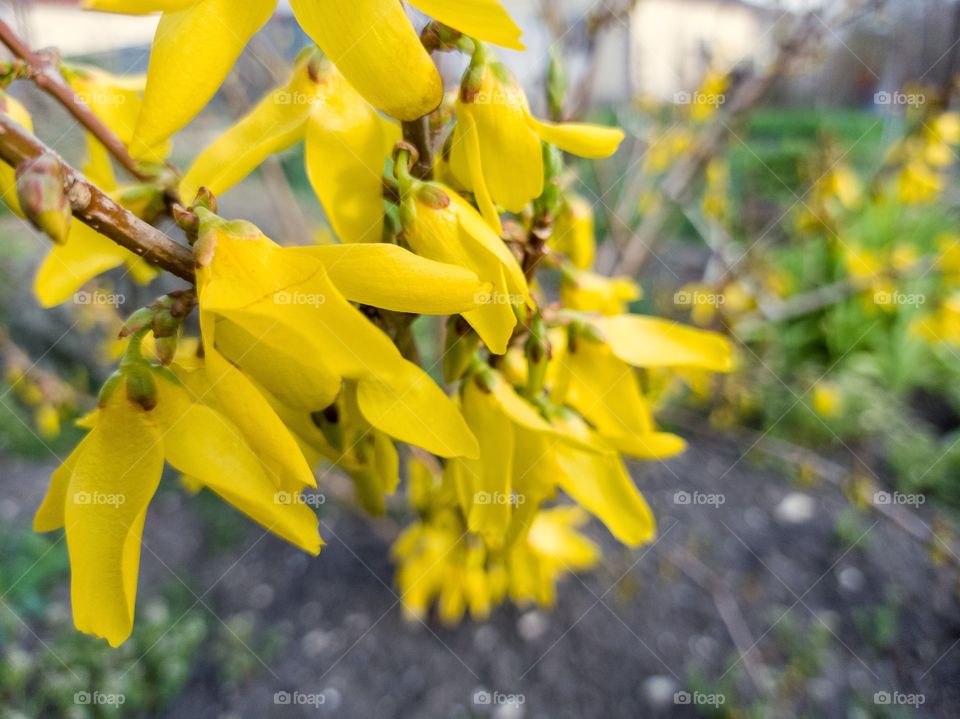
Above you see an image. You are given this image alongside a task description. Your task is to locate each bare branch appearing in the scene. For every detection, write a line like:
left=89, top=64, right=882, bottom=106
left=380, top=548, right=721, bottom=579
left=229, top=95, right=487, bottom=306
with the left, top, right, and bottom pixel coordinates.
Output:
left=0, top=19, right=149, bottom=181
left=0, top=113, right=195, bottom=282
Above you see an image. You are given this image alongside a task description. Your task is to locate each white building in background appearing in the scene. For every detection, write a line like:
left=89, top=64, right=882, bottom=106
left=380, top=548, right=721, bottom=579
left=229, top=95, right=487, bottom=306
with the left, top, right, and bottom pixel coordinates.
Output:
left=4, top=0, right=780, bottom=103
left=2, top=1, right=159, bottom=56
left=630, top=0, right=779, bottom=101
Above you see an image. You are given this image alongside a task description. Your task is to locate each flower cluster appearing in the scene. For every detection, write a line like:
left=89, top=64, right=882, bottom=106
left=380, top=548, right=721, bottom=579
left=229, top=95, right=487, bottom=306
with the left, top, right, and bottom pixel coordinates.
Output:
left=5, top=1, right=735, bottom=646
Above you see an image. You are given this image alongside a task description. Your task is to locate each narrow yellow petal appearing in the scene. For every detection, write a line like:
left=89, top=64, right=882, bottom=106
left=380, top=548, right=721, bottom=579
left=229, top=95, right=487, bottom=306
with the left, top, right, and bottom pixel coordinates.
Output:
left=457, top=110, right=503, bottom=234
left=595, top=315, right=735, bottom=372
left=66, top=391, right=164, bottom=647
left=0, top=93, right=33, bottom=217
left=155, top=376, right=321, bottom=554
left=35, top=434, right=91, bottom=532
left=294, top=243, right=486, bottom=315
left=83, top=0, right=196, bottom=13
left=179, top=59, right=318, bottom=202
left=407, top=0, right=524, bottom=49
left=356, top=359, right=479, bottom=459
left=34, top=223, right=131, bottom=308
left=555, top=439, right=656, bottom=547
left=455, top=379, right=514, bottom=546
left=289, top=0, right=441, bottom=121
left=212, top=316, right=341, bottom=412
left=133, top=0, right=274, bottom=154
left=186, top=337, right=319, bottom=493
left=305, top=66, right=400, bottom=243
left=527, top=115, right=625, bottom=159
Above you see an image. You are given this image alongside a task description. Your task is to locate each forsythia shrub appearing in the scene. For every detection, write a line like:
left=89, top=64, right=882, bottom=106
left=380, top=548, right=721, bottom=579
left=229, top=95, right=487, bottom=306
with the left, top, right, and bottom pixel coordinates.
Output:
left=1, top=0, right=734, bottom=646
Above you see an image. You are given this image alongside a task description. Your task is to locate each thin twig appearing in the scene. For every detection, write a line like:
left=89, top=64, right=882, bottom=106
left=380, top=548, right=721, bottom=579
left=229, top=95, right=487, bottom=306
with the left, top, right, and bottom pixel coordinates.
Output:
left=666, top=546, right=772, bottom=696
left=0, top=113, right=195, bottom=282
left=0, top=19, right=148, bottom=181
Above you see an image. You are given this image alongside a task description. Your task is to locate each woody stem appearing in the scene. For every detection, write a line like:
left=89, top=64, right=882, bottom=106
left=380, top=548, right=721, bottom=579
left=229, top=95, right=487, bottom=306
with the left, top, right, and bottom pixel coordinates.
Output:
left=0, top=113, right=195, bottom=282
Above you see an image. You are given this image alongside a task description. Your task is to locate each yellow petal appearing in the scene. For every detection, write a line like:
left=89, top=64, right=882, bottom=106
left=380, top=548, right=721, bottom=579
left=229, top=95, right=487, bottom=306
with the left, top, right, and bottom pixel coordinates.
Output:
left=454, top=379, right=514, bottom=546
left=179, top=58, right=318, bottom=202
left=289, top=0, right=441, bottom=121
left=527, top=115, right=624, bottom=158
left=35, top=434, right=91, bottom=532
left=450, top=68, right=543, bottom=214
left=154, top=375, right=321, bottom=554
left=83, top=0, right=196, bottom=13
left=0, top=93, right=33, bottom=217
left=403, top=189, right=530, bottom=353
left=184, top=338, right=319, bottom=493
left=66, top=389, right=164, bottom=647
left=293, top=243, right=486, bottom=315
left=408, top=0, right=524, bottom=49
left=356, top=359, right=479, bottom=459
left=34, top=222, right=133, bottom=308
left=133, top=0, right=274, bottom=154
left=212, top=316, right=341, bottom=411
left=304, top=66, right=400, bottom=243
left=594, top=315, right=734, bottom=372
left=554, top=424, right=655, bottom=547
left=198, top=222, right=477, bottom=457
left=454, top=110, right=504, bottom=233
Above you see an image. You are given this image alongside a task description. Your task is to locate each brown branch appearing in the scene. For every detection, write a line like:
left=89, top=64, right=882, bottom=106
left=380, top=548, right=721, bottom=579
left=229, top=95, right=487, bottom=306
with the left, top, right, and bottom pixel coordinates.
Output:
left=0, top=19, right=149, bottom=181
left=0, top=113, right=195, bottom=282
left=401, top=116, right=434, bottom=180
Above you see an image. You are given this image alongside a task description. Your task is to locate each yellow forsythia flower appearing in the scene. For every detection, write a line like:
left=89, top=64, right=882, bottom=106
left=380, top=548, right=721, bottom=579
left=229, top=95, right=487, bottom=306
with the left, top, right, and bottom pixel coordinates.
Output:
left=85, top=0, right=523, bottom=153
left=449, top=46, right=624, bottom=233
left=180, top=53, right=399, bottom=244
left=193, top=209, right=481, bottom=458
left=34, top=363, right=322, bottom=647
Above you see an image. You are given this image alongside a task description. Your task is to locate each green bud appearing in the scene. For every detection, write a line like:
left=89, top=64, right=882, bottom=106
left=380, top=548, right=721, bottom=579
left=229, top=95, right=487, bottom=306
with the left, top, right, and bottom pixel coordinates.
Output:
left=443, top=316, right=481, bottom=383
left=416, top=183, right=451, bottom=210
left=152, top=309, right=180, bottom=339
left=119, top=307, right=156, bottom=338
left=124, top=364, right=158, bottom=411
left=525, top=316, right=551, bottom=398
left=154, top=334, right=179, bottom=366
left=16, top=154, right=71, bottom=244
left=97, top=371, right=123, bottom=408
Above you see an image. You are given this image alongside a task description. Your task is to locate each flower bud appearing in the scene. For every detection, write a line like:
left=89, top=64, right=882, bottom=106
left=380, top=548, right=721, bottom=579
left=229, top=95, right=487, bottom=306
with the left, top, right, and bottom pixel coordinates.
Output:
left=124, top=364, right=157, bottom=411
left=16, top=154, right=71, bottom=244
